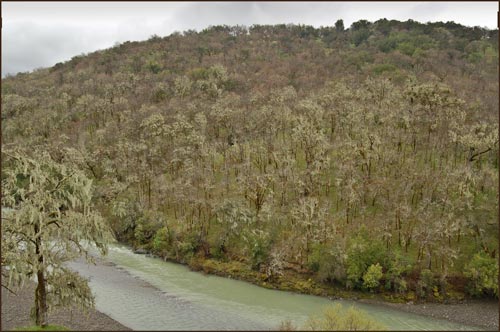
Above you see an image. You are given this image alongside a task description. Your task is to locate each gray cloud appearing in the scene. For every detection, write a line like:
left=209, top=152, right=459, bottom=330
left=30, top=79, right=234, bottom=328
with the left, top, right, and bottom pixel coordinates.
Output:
left=2, top=2, right=498, bottom=77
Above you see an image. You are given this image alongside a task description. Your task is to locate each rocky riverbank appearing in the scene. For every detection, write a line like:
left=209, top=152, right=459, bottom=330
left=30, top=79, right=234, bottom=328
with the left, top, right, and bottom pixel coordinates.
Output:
left=359, top=298, right=499, bottom=331
left=1, top=281, right=131, bottom=331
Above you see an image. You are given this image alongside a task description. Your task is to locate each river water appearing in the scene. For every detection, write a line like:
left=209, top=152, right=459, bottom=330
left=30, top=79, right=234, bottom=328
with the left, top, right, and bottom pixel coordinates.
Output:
left=68, top=244, right=478, bottom=331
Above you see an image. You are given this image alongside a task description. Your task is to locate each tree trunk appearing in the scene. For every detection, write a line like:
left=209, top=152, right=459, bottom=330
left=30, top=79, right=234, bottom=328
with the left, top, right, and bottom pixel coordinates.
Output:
left=35, top=270, right=48, bottom=327
left=34, top=221, right=48, bottom=327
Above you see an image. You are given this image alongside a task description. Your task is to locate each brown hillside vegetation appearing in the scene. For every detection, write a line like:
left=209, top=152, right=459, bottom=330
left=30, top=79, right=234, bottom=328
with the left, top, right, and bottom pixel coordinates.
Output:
left=2, top=20, right=498, bottom=301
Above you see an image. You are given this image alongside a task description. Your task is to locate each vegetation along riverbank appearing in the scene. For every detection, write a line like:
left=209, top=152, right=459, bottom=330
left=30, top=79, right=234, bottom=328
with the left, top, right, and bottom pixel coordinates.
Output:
left=130, top=245, right=498, bottom=330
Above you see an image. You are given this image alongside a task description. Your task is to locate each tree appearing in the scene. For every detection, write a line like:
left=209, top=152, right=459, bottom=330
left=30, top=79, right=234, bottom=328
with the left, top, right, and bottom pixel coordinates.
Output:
left=363, top=263, right=383, bottom=291
left=1, top=149, right=112, bottom=327
left=335, top=19, right=345, bottom=32
left=464, top=252, right=499, bottom=297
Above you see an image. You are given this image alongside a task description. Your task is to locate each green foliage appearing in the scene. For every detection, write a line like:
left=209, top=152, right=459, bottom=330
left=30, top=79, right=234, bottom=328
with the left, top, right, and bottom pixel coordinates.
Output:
left=133, top=211, right=163, bottom=247
left=378, top=38, right=398, bottom=53
left=385, top=253, right=411, bottom=293
left=416, top=269, right=436, bottom=299
left=110, top=200, right=143, bottom=241
left=307, top=243, right=346, bottom=284
left=246, top=230, right=271, bottom=270
left=464, top=252, right=499, bottom=297
left=351, top=29, right=371, bottom=46
left=178, top=236, right=198, bottom=260
left=346, top=232, right=387, bottom=289
left=363, top=263, right=383, bottom=291
left=377, top=32, right=435, bottom=56
left=372, top=63, right=397, bottom=75
left=335, top=19, right=344, bottom=32
left=152, top=226, right=171, bottom=254
left=146, top=60, right=161, bottom=74
left=304, top=304, right=386, bottom=331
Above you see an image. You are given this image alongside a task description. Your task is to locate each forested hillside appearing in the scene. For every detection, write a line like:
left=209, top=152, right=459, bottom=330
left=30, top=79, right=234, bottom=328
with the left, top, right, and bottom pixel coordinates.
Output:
left=2, top=19, right=498, bottom=301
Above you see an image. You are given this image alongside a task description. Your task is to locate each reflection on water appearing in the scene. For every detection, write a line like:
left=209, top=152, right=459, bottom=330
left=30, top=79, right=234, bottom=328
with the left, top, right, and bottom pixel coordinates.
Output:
left=68, top=244, right=478, bottom=331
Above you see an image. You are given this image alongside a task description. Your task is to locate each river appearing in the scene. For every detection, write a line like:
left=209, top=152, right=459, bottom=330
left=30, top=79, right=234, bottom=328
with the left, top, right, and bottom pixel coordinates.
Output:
left=68, top=244, right=479, bottom=331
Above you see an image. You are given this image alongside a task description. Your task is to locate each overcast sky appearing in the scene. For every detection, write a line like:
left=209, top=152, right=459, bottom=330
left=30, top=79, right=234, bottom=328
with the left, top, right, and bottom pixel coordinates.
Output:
left=2, top=1, right=498, bottom=77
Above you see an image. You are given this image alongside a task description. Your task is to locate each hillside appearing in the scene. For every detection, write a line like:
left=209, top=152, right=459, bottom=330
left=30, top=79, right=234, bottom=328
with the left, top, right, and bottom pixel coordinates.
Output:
left=2, top=19, right=498, bottom=301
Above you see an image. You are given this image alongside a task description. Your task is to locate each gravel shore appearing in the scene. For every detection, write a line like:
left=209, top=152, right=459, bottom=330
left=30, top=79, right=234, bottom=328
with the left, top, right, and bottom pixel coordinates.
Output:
left=359, top=298, right=499, bottom=331
left=1, top=281, right=131, bottom=331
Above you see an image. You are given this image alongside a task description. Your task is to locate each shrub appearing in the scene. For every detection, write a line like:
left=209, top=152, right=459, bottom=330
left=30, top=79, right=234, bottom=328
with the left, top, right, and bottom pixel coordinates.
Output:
left=304, top=304, right=386, bottom=331
left=378, top=38, right=398, bottom=53
left=372, top=64, right=397, bottom=76
left=146, top=60, right=162, bottom=74
left=208, top=228, right=229, bottom=260
left=464, top=252, right=499, bottom=297
left=351, top=29, right=371, bottom=46
left=307, top=243, right=346, bottom=284
left=151, top=83, right=169, bottom=103
left=345, top=231, right=386, bottom=289
left=416, top=269, right=436, bottom=299
left=397, top=41, right=416, bottom=56
left=152, top=226, right=172, bottom=255
left=176, top=233, right=200, bottom=262
left=385, top=252, right=411, bottom=293
left=246, top=230, right=271, bottom=270
left=133, top=211, right=163, bottom=247
left=363, top=263, right=383, bottom=291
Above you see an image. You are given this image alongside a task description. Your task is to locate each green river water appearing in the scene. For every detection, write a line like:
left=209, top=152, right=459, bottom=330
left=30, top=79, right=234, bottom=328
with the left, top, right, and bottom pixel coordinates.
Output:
left=68, top=244, right=479, bottom=330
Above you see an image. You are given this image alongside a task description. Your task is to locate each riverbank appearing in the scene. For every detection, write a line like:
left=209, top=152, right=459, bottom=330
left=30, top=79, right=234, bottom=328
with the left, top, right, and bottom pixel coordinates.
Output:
left=5, top=247, right=495, bottom=331
left=1, top=281, right=131, bottom=331
left=72, top=247, right=494, bottom=330
left=359, top=298, right=499, bottom=331
left=185, top=256, right=498, bottom=330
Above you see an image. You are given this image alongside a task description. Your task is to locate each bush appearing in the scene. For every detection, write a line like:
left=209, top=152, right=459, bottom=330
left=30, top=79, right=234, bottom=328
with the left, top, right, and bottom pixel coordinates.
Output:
left=307, top=243, right=346, bottom=284
left=208, top=228, right=229, bottom=260
left=176, top=232, right=201, bottom=261
left=133, top=211, right=163, bottom=247
left=345, top=231, right=386, bottom=289
left=146, top=60, right=162, bottom=74
left=372, top=64, right=397, bottom=76
left=378, top=38, right=398, bottom=53
left=351, top=29, right=371, bottom=46
left=246, top=230, right=271, bottom=270
left=363, top=263, right=383, bottom=291
left=304, top=304, right=386, bottom=331
left=385, top=252, right=411, bottom=293
left=464, top=252, right=498, bottom=297
left=151, top=83, right=169, bottom=103
left=416, top=269, right=436, bottom=299
left=397, top=42, right=416, bottom=56
left=152, top=226, right=172, bottom=255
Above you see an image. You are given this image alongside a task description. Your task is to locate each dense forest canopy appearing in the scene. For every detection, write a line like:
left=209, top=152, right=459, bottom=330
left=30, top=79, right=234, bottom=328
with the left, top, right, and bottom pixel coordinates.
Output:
left=2, top=19, right=498, bottom=300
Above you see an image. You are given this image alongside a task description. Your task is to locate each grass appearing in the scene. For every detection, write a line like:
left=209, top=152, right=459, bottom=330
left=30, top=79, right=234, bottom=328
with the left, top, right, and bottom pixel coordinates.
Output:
left=13, top=325, right=69, bottom=331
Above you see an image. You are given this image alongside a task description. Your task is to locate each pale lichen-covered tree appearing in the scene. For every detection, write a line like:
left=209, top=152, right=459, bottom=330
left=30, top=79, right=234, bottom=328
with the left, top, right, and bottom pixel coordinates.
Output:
left=1, top=149, right=112, bottom=327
